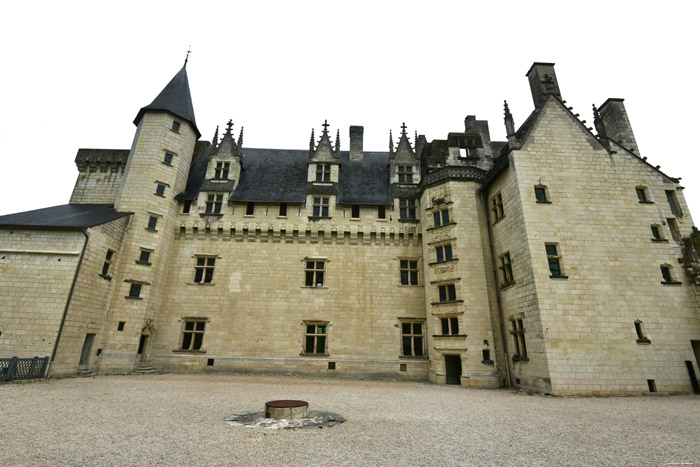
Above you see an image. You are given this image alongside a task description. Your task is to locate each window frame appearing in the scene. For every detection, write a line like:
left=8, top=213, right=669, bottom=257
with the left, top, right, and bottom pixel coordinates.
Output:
left=205, top=193, right=224, bottom=214
left=214, top=161, right=231, bottom=180
left=399, top=198, right=416, bottom=220
left=128, top=283, right=142, bottom=298
left=303, top=321, right=329, bottom=355
left=433, top=209, right=450, bottom=227
left=194, top=256, right=216, bottom=284
left=312, top=197, right=330, bottom=218
left=101, top=249, right=115, bottom=278
left=399, top=259, right=419, bottom=286
left=634, top=320, right=651, bottom=344
left=171, top=121, right=181, bottom=133
left=137, top=248, right=152, bottom=265
left=666, top=190, right=682, bottom=216
left=510, top=317, right=528, bottom=361
left=180, top=318, right=207, bottom=352
left=147, top=216, right=158, bottom=231
left=398, top=165, right=414, bottom=184
left=245, top=202, right=255, bottom=216
left=316, top=163, right=331, bottom=183
left=435, top=244, right=453, bottom=263
left=545, top=243, right=565, bottom=278
left=534, top=186, right=549, bottom=203
left=636, top=186, right=651, bottom=203
left=491, top=192, right=504, bottom=222
left=499, top=252, right=515, bottom=287
left=438, top=284, right=457, bottom=303
left=304, top=259, right=326, bottom=288
left=440, top=316, right=460, bottom=336
left=400, top=320, right=425, bottom=357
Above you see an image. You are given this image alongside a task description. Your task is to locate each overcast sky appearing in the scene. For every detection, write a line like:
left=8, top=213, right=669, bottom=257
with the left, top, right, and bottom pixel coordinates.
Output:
left=1, top=1, right=699, bottom=221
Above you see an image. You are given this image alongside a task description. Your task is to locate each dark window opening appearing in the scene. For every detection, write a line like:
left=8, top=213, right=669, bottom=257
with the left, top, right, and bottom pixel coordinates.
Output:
left=147, top=216, right=158, bottom=231
left=117, top=321, right=125, bottom=332
left=400, top=260, right=419, bottom=285
left=651, top=225, right=662, bottom=240
left=398, top=166, right=414, bottom=184
left=647, top=379, right=657, bottom=392
left=207, top=358, right=215, bottom=366
left=138, top=250, right=151, bottom=264
left=172, top=121, right=181, bottom=133
left=328, top=362, right=336, bottom=370
left=491, top=193, right=504, bottom=221
left=164, top=152, right=174, bottom=165
left=205, top=194, right=223, bottom=214
left=279, top=203, right=287, bottom=217
left=214, top=162, right=230, bottom=179
left=400, top=363, right=407, bottom=372
left=636, top=187, right=648, bottom=203
left=482, top=349, right=491, bottom=362
left=155, top=184, right=166, bottom=196
left=101, top=250, right=114, bottom=276
left=194, top=257, right=215, bottom=284
left=304, top=324, right=327, bottom=354
left=305, top=260, right=325, bottom=287
left=436, top=244, right=453, bottom=263
left=316, top=164, right=331, bottom=182
left=399, top=199, right=416, bottom=220
left=440, top=317, right=459, bottom=335
left=499, top=252, right=514, bottom=287
left=666, top=190, right=681, bottom=216
left=246, top=202, right=255, bottom=216
left=182, top=200, right=191, bottom=214
left=546, top=244, right=562, bottom=277
left=312, top=197, right=329, bottom=217
left=401, top=322, right=424, bottom=356
left=535, top=187, right=548, bottom=203
left=378, top=205, right=386, bottom=219
left=438, top=284, right=457, bottom=303
left=433, top=209, right=450, bottom=227
left=351, top=205, right=360, bottom=219
left=129, top=283, right=142, bottom=298
left=511, top=318, right=528, bottom=360
left=660, top=265, right=673, bottom=283
left=181, top=320, right=206, bottom=351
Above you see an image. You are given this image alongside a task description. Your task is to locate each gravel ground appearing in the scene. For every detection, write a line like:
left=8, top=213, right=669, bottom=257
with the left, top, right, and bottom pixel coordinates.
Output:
left=1, top=374, right=698, bottom=466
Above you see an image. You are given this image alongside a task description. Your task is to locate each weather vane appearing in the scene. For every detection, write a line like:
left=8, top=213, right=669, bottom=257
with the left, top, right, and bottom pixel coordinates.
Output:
left=184, top=47, right=191, bottom=67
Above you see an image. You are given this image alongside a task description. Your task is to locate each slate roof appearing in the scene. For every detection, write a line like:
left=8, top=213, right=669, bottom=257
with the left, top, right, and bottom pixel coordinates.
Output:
left=75, top=148, right=129, bottom=166
left=229, top=148, right=308, bottom=203
left=0, top=204, right=131, bottom=230
left=337, top=152, right=392, bottom=205
left=134, top=66, right=201, bottom=138
left=175, top=146, right=212, bottom=201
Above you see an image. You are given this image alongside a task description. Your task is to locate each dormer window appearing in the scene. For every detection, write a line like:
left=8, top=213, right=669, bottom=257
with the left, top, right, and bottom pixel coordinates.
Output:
left=316, top=164, right=331, bottom=182
left=458, top=137, right=479, bottom=158
left=205, top=194, right=223, bottom=214
left=398, top=166, right=414, bottom=184
left=215, top=162, right=230, bottom=179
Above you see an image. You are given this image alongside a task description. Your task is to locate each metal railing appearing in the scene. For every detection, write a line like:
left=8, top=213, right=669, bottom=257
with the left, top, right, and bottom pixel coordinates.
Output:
left=0, top=357, right=49, bottom=382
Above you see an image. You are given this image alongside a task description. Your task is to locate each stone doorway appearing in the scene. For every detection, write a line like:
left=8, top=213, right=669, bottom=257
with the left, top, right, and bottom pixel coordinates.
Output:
left=79, top=333, right=96, bottom=367
left=444, top=355, right=462, bottom=385
left=137, top=335, right=149, bottom=362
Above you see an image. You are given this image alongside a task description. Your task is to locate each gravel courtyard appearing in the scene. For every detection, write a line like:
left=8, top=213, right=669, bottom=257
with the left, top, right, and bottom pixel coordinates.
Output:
left=1, top=374, right=698, bottom=466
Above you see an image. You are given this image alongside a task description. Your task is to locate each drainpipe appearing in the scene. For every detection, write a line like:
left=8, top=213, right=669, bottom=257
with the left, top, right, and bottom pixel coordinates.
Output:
left=482, top=190, right=513, bottom=387
left=47, top=228, right=89, bottom=379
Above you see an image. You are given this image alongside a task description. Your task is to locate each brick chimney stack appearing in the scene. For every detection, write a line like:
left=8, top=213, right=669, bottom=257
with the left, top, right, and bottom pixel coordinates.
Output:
left=350, top=126, right=364, bottom=162
left=598, top=98, right=640, bottom=155
left=526, top=62, right=562, bottom=109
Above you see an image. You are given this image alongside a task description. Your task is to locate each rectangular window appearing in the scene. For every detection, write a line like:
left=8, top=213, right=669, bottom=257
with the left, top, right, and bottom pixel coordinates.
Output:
left=433, top=209, right=450, bottom=227
left=181, top=320, right=206, bottom=351
left=137, top=249, right=151, bottom=264
left=438, top=284, right=457, bottom=303
left=499, top=252, right=514, bottom=287
left=147, top=216, right=158, bottom=231
left=246, top=202, right=255, bottom=216
left=436, top=244, right=453, bottom=263
left=155, top=183, right=166, bottom=197
left=163, top=152, right=174, bottom=165
left=305, top=260, right=325, bottom=287
left=101, top=250, right=114, bottom=276
left=304, top=323, right=327, bottom=354
left=401, top=321, right=424, bottom=356
left=511, top=318, right=528, bottom=360
left=636, top=187, right=649, bottom=203
left=279, top=203, right=287, bottom=217
left=181, top=200, right=191, bottom=214
left=215, top=162, right=230, bottom=179
left=312, top=197, right=329, bottom=217
left=635, top=320, right=650, bottom=343
left=399, top=199, right=416, bottom=220
left=440, top=317, right=459, bottom=335
left=351, top=205, right=360, bottom=219
left=378, top=205, right=386, bottom=219
left=491, top=193, right=504, bottom=222
left=667, top=218, right=681, bottom=242
left=171, top=121, right=181, bottom=133
left=660, top=265, right=673, bottom=283
left=205, top=194, right=223, bottom=214
left=545, top=244, right=562, bottom=277
left=128, top=283, right=142, bottom=298
left=650, top=225, right=662, bottom=241
left=398, top=166, right=414, bottom=184
left=117, top=321, right=125, bottom=332
left=316, top=164, right=331, bottom=182
left=666, top=190, right=681, bottom=216
left=194, top=257, right=215, bottom=284
left=400, top=260, right=419, bottom=285
left=535, top=186, right=548, bottom=203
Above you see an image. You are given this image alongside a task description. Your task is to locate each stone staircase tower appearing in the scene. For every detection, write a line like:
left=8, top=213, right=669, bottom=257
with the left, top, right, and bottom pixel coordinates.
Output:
left=98, top=64, right=200, bottom=372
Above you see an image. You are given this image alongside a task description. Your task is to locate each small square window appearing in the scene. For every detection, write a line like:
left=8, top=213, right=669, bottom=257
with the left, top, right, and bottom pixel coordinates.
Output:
left=172, top=121, right=181, bottom=133
left=129, top=283, right=142, bottom=298
left=215, top=162, right=230, bottom=179
left=636, top=187, right=649, bottom=203
left=246, top=202, right=255, bottom=216
left=535, top=186, right=548, bottom=203
left=163, top=152, right=174, bottom=165
left=438, top=284, right=457, bottom=303
left=155, top=183, right=166, bottom=197
left=440, top=317, right=459, bottom=335
left=147, top=216, right=158, bottom=231
left=138, top=250, right=151, bottom=264
left=194, top=256, right=216, bottom=284
left=305, top=260, right=325, bottom=287
left=436, top=244, right=453, bottom=263
left=316, top=164, right=331, bottom=182
left=400, top=260, right=419, bottom=285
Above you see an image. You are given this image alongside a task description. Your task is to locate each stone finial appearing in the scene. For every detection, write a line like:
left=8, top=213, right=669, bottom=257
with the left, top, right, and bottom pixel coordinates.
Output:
left=225, top=119, right=234, bottom=135
left=184, top=48, right=191, bottom=68
left=593, top=104, right=607, bottom=139
left=389, top=130, right=394, bottom=154
left=238, top=126, right=244, bottom=148
left=504, top=100, right=515, bottom=136
left=322, top=119, right=330, bottom=136
left=310, top=128, right=315, bottom=152
left=334, top=129, right=340, bottom=155
left=401, top=122, right=408, bottom=138
left=212, top=125, right=220, bottom=149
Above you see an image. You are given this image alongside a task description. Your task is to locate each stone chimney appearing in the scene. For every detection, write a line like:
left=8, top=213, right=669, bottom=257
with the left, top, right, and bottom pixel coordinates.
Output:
left=598, top=98, right=640, bottom=154
left=350, top=125, right=364, bottom=162
left=526, top=62, right=562, bottom=109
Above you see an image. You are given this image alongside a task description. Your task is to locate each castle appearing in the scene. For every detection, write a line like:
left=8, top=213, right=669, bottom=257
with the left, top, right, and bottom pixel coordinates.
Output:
left=2, top=62, right=700, bottom=395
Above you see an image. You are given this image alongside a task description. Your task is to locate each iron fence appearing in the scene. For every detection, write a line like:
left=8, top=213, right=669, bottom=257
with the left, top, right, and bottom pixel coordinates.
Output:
left=0, top=357, right=49, bottom=381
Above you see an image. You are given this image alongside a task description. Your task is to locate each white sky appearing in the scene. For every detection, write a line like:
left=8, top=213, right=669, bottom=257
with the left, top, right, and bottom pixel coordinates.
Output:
left=1, top=0, right=699, bottom=221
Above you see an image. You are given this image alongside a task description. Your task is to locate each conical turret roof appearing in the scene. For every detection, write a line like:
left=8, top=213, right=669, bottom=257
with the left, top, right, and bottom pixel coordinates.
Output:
left=133, top=66, right=200, bottom=138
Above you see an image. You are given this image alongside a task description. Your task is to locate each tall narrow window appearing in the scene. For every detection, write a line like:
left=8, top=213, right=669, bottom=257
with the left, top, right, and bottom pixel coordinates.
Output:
left=440, top=317, right=459, bottom=335
left=245, top=202, right=255, bottom=216
left=491, top=193, right=504, bottom=222
left=147, top=216, right=158, bottom=231
left=171, top=121, right=181, bottom=133
left=155, top=183, right=166, bottom=197
left=128, top=283, right=142, bottom=298
left=312, top=197, right=329, bottom=217
left=181, top=200, right=191, bottom=214
left=400, top=260, right=419, bottom=285
left=316, top=164, right=331, bottom=182
left=660, top=265, right=674, bottom=283
left=194, top=257, right=215, bottom=284
left=181, top=320, right=206, bottom=351
left=433, top=209, right=450, bottom=227
left=137, top=249, right=151, bottom=265
left=635, top=320, right=650, bottom=343
left=398, top=166, right=414, bottom=183
left=650, top=225, right=663, bottom=241
left=101, top=250, right=114, bottom=277
left=511, top=318, right=528, bottom=360
left=205, top=194, right=223, bottom=214
left=436, top=244, right=453, bottom=263
left=378, top=205, right=386, bottom=219
left=667, top=218, right=681, bottom=242
left=214, top=162, right=230, bottom=179
left=399, top=199, right=416, bottom=220
left=351, top=205, right=360, bottom=219
left=401, top=321, right=424, bottom=356
left=305, top=260, right=325, bottom=287
left=535, top=186, right=549, bottom=203
left=438, top=284, right=457, bottom=303
left=666, top=190, right=681, bottom=216
left=304, top=323, right=327, bottom=354
left=545, top=244, right=563, bottom=277
left=636, top=187, right=649, bottom=203
left=279, top=203, right=288, bottom=217
left=163, top=152, right=174, bottom=165
left=499, top=252, right=514, bottom=287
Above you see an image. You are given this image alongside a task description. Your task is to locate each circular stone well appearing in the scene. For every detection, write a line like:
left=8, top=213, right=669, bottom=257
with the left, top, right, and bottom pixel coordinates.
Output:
left=264, top=400, right=308, bottom=419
